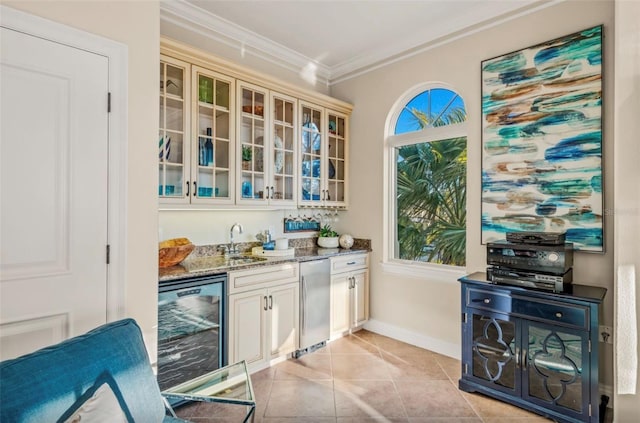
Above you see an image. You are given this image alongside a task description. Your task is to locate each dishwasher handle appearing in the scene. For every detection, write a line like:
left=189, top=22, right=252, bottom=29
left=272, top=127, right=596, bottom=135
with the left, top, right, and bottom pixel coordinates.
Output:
left=301, top=276, right=307, bottom=336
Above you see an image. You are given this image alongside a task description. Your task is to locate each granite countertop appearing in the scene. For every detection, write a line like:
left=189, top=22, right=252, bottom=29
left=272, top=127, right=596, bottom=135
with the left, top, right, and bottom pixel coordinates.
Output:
left=159, top=238, right=371, bottom=282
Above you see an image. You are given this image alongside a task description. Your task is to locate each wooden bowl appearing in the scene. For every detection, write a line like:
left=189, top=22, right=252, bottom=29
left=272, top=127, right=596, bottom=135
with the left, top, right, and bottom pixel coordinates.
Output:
left=158, top=238, right=195, bottom=268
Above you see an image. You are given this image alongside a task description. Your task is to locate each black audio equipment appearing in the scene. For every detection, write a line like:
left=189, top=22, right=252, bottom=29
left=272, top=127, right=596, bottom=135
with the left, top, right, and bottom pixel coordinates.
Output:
left=487, top=241, right=573, bottom=275
left=506, top=231, right=566, bottom=246
left=487, top=266, right=573, bottom=292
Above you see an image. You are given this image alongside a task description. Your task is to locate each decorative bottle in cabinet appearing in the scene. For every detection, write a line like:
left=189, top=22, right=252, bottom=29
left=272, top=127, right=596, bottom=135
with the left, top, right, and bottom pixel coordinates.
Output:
left=204, top=127, right=213, bottom=166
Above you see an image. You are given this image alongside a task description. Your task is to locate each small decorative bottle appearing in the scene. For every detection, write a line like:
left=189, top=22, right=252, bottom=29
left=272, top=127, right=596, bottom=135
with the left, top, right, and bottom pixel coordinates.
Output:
left=198, top=136, right=206, bottom=165
left=205, top=127, right=213, bottom=166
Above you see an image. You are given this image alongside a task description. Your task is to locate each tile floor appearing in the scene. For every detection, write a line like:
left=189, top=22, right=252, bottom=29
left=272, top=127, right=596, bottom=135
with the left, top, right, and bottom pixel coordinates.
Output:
left=174, top=330, right=601, bottom=422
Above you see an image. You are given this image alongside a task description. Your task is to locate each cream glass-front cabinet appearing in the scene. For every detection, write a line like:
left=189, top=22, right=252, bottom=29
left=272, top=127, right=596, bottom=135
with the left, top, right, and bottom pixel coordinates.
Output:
left=159, top=56, right=189, bottom=200
left=160, top=40, right=352, bottom=209
left=159, top=56, right=235, bottom=205
left=236, top=81, right=297, bottom=207
left=299, top=102, right=348, bottom=208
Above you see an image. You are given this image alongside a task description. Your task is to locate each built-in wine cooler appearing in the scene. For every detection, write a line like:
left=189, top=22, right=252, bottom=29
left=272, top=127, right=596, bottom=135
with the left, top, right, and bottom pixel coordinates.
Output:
left=157, top=274, right=227, bottom=391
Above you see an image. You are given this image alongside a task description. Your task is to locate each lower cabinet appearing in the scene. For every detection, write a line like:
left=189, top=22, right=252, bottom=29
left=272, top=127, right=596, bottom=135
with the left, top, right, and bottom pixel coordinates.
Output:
left=330, top=254, right=369, bottom=338
left=228, top=264, right=299, bottom=370
left=459, top=273, right=606, bottom=423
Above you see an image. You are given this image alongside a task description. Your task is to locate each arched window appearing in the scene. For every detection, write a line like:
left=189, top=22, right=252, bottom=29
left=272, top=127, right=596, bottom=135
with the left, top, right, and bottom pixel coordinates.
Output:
left=384, top=84, right=467, bottom=270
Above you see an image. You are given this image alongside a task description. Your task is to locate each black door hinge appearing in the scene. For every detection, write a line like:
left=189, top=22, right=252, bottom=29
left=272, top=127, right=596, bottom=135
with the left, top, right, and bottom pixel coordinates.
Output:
left=108, top=92, right=111, bottom=113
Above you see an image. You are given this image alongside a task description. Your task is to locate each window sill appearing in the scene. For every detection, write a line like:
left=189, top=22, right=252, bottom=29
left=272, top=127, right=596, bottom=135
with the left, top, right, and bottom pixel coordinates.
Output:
left=381, top=260, right=466, bottom=281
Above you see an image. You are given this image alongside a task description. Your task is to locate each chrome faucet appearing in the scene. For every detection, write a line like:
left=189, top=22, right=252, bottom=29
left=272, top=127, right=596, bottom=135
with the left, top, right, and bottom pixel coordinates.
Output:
left=229, top=223, right=244, bottom=254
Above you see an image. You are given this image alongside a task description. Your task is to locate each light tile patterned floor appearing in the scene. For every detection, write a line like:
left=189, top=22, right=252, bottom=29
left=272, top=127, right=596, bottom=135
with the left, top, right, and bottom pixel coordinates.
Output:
left=174, top=330, right=606, bottom=423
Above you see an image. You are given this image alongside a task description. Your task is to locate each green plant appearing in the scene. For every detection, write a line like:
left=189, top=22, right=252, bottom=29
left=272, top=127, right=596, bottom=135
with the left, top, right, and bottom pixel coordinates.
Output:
left=319, top=224, right=338, bottom=237
left=396, top=107, right=467, bottom=266
left=242, top=145, right=252, bottom=161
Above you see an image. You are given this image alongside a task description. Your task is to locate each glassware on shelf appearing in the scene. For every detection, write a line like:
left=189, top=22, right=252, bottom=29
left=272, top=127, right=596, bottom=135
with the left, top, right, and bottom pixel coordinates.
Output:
left=199, top=77, right=213, bottom=104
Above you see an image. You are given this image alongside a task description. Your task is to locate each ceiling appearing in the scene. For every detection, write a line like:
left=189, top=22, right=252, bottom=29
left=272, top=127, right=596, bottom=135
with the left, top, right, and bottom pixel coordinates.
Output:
left=161, top=0, right=553, bottom=85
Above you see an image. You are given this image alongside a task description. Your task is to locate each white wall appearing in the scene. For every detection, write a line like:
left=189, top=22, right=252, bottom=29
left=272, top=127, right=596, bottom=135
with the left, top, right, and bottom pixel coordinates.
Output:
left=4, top=1, right=161, bottom=353
left=613, top=0, right=640, bottom=421
left=331, top=0, right=616, bottom=389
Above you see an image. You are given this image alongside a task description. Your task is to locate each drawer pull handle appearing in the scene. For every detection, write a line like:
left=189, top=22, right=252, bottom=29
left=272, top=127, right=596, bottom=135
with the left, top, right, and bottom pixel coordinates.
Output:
left=483, top=298, right=491, bottom=304
left=555, top=312, right=563, bottom=318
left=347, top=261, right=356, bottom=265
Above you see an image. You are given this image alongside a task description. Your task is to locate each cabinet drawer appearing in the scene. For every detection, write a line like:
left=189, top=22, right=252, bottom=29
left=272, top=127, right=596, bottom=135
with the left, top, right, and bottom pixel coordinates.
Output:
left=331, top=254, right=368, bottom=273
left=228, top=263, right=299, bottom=294
left=514, top=297, right=588, bottom=329
left=465, top=287, right=512, bottom=314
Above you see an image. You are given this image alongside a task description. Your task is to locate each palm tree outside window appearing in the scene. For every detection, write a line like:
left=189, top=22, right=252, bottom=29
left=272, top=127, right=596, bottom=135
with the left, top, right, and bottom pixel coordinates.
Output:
left=386, top=85, right=467, bottom=267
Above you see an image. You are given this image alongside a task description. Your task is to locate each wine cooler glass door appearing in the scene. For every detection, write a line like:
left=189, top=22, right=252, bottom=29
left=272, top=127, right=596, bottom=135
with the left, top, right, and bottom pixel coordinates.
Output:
left=157, top=276, right=226, bottom=391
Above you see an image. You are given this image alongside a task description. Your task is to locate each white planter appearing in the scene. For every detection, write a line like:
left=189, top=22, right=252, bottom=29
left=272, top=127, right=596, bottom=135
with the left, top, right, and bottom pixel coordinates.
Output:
left=317, top=236, right=339, bottom=248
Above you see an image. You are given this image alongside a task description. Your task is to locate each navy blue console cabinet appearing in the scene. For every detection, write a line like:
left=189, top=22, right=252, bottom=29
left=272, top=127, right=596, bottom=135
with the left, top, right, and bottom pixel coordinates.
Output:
left=458, top=272, right=606, bottom=423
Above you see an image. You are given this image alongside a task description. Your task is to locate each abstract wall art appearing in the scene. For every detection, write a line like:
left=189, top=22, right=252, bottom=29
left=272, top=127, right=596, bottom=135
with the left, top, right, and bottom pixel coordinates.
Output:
left=481, top=25, right=604, bottom=252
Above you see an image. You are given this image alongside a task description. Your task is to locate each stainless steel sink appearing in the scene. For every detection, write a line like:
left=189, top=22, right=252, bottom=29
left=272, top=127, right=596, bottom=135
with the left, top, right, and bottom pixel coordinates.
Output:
left=181, top=254, right=267, bottom=273
left=225, top=255, right=268, bottom=266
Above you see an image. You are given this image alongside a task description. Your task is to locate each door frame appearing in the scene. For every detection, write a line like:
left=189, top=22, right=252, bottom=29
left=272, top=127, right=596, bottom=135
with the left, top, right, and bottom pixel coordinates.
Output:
left=1, top=5, right=128, bottom=321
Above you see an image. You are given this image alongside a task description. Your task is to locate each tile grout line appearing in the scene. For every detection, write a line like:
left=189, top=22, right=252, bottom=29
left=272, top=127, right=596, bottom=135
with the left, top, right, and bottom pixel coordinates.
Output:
left=355, top=330, right=411, bottom=421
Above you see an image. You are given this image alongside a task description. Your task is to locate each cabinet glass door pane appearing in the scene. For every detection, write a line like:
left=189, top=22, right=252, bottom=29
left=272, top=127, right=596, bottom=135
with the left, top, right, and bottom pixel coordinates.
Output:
left=195, top=73, right=231, bottom=199
left=525, top=324, right=585, bottom=413
left=159, top=62, right=186, bottom=198
left=326, top=113, right=346, bottom=203
left=240, top=87, right=266, bottom=200
left=472, top=314, right=517, bottom=390
left=301, top=105, right=323, bottom=203
left=273, top=96, right=295, bottom=201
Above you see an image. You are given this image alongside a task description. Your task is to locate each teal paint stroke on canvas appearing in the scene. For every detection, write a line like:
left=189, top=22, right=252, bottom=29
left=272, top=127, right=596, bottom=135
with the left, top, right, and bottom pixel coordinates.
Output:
left=481, top=26, right=604, bottom=251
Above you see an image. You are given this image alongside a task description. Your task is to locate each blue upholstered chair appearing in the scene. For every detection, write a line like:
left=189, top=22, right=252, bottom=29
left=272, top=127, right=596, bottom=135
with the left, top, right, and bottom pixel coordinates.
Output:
left=0, top=318, right=189, bottom=423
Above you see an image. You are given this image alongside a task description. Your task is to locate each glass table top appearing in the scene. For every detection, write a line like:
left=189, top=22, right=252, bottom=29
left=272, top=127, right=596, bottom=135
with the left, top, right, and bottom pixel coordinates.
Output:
left=162, top=360, right=254, bottom=406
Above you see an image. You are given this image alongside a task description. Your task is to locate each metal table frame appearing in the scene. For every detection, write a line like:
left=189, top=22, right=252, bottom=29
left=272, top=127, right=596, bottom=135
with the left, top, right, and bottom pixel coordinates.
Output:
left=162, top=360, right=255, bottom=422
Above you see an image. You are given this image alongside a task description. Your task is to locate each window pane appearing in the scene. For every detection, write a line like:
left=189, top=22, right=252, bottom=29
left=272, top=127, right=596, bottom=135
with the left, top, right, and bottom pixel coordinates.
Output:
left=395, top=137, right=467, bottom=266
left=394, top=88, right=466, bottom=135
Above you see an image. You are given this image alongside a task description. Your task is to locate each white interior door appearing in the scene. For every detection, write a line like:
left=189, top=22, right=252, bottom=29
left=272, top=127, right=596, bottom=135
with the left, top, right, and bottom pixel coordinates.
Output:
left=0, top=27, right=110, bottom=360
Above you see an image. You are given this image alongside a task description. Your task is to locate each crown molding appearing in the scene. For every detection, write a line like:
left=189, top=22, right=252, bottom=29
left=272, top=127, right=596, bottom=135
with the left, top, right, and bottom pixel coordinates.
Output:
left=161, top=0, right=562, bottom=86
left=160, top=0, right=331, bottom=86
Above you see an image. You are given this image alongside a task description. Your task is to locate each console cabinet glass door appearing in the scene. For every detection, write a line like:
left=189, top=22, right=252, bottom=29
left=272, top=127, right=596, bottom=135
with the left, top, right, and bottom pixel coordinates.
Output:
left=270, top=92, right=297, bottom=206
left=469, top=312, right=520, bottom=396
left=300, top=102, right=324, bottom=206
left=159, top=56, right=189, bottom=202
left=325, top=111, right=347, bottom=206
left=523, top=322, right=588, bottom=419
left=192, top=66, right=234, bottom=204
left=237, top=82, right=267, bottom=203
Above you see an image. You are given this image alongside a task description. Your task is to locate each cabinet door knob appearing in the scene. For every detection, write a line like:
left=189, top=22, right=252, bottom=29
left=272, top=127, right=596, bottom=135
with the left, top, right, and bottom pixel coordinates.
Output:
left=192, top=181, right=197, bottom=197
left=269, top=295, right=273, bottom=310
left=185, top=181, right=190, bottom=197
left=555, top=312, right=563, bottom=318
left=264, top=296, right=268, bottom=311
left=483, top=298, right=491, bottom=304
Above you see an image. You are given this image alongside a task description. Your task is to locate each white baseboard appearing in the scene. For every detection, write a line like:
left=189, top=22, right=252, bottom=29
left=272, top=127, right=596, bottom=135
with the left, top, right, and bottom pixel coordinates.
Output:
left=363, top=318, right=461, bottom=360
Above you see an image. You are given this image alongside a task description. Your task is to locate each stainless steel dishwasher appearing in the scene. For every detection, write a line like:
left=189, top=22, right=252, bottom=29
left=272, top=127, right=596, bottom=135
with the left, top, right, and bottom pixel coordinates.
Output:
left=295, top=259, right=331, bottom=358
